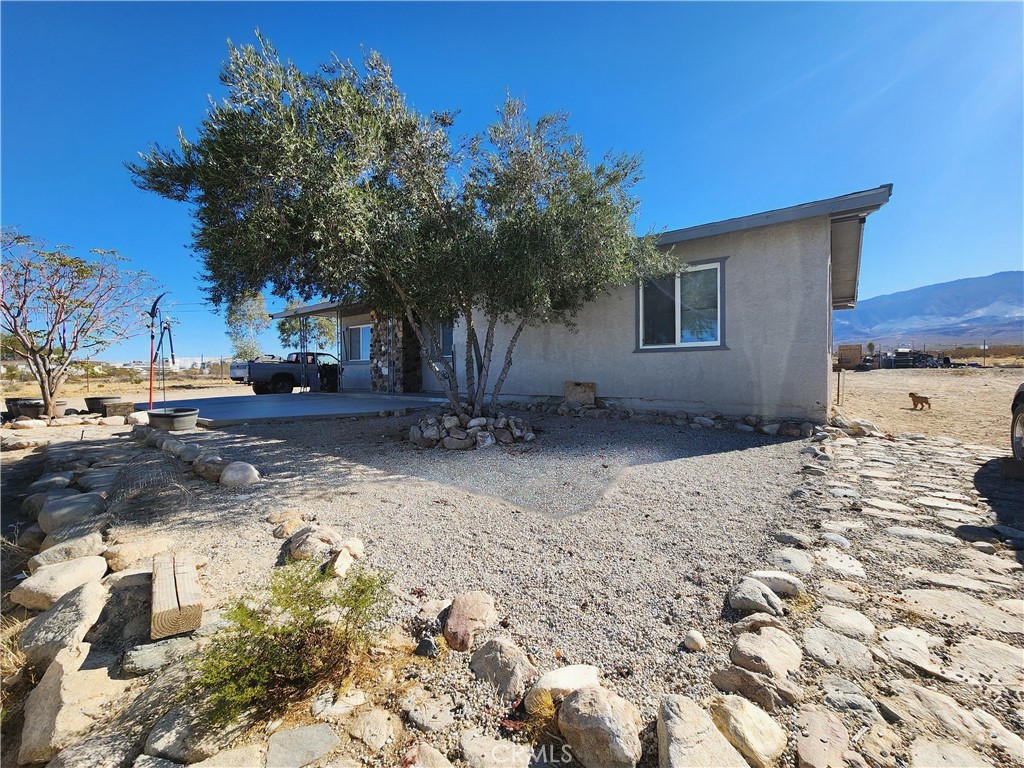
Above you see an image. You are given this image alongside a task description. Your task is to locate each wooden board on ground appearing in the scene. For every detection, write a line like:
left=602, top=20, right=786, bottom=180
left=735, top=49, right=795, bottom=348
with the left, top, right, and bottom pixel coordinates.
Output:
left=151, top=552, right=203, bottom=640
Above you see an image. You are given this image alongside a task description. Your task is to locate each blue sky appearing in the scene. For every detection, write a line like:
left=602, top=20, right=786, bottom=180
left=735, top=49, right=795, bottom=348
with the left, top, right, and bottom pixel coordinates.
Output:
left=2, top=2, right=1022, bottom=362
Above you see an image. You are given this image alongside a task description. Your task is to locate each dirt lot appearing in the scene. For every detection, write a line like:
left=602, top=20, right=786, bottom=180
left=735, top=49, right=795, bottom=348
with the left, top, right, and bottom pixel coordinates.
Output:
left=837, top=367, right=1022, bottom=450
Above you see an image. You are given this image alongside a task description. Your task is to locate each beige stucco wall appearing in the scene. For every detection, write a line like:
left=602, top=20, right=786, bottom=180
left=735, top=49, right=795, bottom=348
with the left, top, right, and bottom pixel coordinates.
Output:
left=424, top=215, right=835, bottom=421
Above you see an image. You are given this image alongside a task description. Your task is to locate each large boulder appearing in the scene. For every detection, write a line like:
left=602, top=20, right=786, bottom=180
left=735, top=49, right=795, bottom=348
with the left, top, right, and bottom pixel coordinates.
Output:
left=19, top=644, right=133, bottom=765
left=728, top=578, right=784, bottom=616
left=557, top=686, right=642, bottom=768
left=524, top=665, right=601, bottom=714
left=470, top=638, right=539, bottom=700
left=18, top=581, right=109, bottom=669
left=730, top=627, right=802, bottom=681
left=219, top=461, right=260, bottom=487
left=10, top=556, right=108, bottom=611
left=103, top=537, right=175, bottom=572
left=708, top=695, right=787, bottom=768
left=37, top=493, right=106, bottom=534
left=657, top=695, right=747, bottom=768
left=443, top=590, right=497, bottom=652
left=265, top=724, right=341, bottom=768
left=286, top=525, right=347, bottom=560
left=27, top=532, right=105, bottom=574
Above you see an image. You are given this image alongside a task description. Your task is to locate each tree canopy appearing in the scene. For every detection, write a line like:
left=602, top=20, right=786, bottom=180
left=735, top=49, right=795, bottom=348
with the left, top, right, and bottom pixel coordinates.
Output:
left=129, top=34, right=676, bottom=414
left=0, top=228, right=156, bottom=415
left=225, top=291, right=268, bottom=361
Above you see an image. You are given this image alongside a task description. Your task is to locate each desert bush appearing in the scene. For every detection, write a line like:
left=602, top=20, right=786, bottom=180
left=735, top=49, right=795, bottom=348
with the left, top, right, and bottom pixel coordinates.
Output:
left=189, top=559, right=392, bottom=725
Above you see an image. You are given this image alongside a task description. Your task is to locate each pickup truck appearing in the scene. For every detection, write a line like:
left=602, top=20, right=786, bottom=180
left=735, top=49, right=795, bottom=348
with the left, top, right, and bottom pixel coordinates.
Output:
left=229, top=352, right=342, bottom=394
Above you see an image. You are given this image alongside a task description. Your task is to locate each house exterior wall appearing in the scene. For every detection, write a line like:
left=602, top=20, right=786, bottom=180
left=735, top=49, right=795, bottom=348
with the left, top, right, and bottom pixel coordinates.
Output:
left=425, top=216, right=833, bottom=421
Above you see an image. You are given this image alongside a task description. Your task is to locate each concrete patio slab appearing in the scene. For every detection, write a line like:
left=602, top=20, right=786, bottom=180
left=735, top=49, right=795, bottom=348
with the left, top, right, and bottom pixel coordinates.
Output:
left=137, top=392, right=446, bottom=428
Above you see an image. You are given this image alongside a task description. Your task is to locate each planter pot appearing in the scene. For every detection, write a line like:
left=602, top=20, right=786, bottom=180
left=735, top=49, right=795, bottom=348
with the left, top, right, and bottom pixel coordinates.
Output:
left=17, top=400, right=47, bottom=419
left=5, top=398, right=22, bottom=417
left=147, top=407, right=200, bottom=431
left=85, top=395, right=121, bottom=414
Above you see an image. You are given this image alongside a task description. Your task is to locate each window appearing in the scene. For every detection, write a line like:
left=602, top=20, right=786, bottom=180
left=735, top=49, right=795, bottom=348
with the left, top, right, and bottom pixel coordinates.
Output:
left=438, top=324, right=454, bottom=357
left=640, top=263, right=721, bottom=348
left=347, top=325, right=371, bottom=361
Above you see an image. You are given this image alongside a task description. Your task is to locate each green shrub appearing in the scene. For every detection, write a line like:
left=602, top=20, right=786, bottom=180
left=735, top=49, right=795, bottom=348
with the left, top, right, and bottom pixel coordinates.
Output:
left=190, top=559, right=393, bottom=725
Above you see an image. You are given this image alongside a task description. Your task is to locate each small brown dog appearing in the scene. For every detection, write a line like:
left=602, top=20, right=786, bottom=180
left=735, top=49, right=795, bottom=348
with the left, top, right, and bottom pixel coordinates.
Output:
left=909, top=392, right=932, bottom=410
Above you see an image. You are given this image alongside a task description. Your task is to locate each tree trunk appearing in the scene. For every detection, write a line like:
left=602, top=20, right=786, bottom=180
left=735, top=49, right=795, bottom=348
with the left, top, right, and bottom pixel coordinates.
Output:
left=405, top=310, right=463, bottom=417
left=490, top=319, right=527, bottom=410
left=471, top=315, right=496, bottom=417
left=463, top=308, right=476, bottom=405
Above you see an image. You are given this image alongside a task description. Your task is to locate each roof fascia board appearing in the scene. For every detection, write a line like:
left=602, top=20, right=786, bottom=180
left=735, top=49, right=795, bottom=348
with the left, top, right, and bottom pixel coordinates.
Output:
left=657, top=184, right=892, bottom=247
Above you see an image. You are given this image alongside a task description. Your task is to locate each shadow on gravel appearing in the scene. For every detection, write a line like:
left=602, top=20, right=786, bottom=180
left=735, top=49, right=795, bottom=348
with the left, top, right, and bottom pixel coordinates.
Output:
left=196, top=414, right=800, bottom=517
left=972, top=459, right=1024, bottom=565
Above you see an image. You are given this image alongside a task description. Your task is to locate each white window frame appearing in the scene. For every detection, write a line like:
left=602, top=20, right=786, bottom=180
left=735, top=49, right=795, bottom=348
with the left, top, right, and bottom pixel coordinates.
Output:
left=346, top=324, right=372, bottom=361
left=639, top=262, right=722, bottom=349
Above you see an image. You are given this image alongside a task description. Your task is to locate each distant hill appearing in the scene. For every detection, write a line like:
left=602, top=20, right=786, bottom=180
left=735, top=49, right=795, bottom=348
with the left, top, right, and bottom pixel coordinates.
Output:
left=834, top=271, right=1023, bottom=345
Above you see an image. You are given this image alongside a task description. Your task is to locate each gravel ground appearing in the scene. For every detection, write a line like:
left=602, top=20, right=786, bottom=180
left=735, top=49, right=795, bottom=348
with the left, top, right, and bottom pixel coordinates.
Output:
left=103, top=414, right=808, bottom=727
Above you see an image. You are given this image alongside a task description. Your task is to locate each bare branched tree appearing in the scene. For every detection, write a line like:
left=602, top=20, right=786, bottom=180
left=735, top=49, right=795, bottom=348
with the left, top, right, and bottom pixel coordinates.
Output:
left=1, top=229, right=157, bottom=416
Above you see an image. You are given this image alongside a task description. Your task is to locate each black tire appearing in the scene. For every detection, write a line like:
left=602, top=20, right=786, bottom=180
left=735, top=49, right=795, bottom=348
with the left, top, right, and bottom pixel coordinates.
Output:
left=271, top=376, right=294, bottom=395
left=252, top=383, right=271, bottom=395
left=1012, top=403, right=1024, bottom=461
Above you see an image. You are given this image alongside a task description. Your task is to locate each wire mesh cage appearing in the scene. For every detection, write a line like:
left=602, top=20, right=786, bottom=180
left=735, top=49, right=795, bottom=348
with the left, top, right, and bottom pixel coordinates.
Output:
left=106, top=452, right=191, bottom=525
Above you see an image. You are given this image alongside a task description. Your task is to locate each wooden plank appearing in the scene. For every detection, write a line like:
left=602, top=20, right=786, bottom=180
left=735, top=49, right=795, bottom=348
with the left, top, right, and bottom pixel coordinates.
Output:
left=150, top=554, right=179, bottom=640
left=172, top=552, right=203, bottom=633
left=150, top=552, right=203, bottom=640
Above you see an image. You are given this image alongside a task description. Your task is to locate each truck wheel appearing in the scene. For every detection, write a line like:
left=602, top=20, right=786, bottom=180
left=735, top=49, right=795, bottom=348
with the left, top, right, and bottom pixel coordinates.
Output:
left=252, top=383, right=271, bottom=395
left=271, top=377, right=294, bottom=395
left=1013, top=404, right=1024, bottom=461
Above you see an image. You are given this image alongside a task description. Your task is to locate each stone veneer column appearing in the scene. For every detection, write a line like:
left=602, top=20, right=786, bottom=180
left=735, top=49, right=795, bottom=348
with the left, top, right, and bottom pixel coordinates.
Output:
left=369, top=311, right=404, bottom=393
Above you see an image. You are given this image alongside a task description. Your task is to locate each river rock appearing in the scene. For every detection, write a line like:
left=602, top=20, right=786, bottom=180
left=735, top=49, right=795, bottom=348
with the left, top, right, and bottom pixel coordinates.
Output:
left=730, top=613, right=786, bottom=636
left=821, top=675, right=881, bottom=723
left=730, top=627, right=802, bottom=681
left=818, top=605, right=875, bottom=641
left=557, top=686, right=642, bottom=768
left=443, top=590, right=497, bottom=652
left=10, top=555, right=108, bottom=610
left=265, top=723, right=341, bottom=768
left=814, top=548, right=866, bottom=579
left=728, top=578, right=784, bottom=617
left=710, top=664, right=804, bottom=711
left=708, top=695, right=787, bottom=768
left=657, top=695, right=747, bottom=768
left=190, top=744, right=267, bottom=767
left=766, top=547, right=815, bottom=575
left=18, top=522, right=47, bottom=551
left=899, top=589, right=1023, bottom=637
left=683, top=629, right=707, bottom=651
left=27, top=532, right=105, bottom=574
left=286, top=524, right=346, bottom=560
left=37, top=493, right=106, bottom=534
left=470, top=638, right=539, bottom=700
left=18, top=581, right=109, bottom=669
left=525, top=664, right=601, bottom=714
left=747, top=570, right=806, bottom=597
left=103, top=537, right=175, bottom=571
left=219, top=461, right=260, bottom=487
left=22, top=488, right=79, bottom=520
left=194, top=457, right=232, bottom=482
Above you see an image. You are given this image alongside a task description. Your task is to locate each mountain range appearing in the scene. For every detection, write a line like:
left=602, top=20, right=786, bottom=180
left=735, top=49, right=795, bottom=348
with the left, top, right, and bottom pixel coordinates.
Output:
left=834, top=271, right=1023, bottom=345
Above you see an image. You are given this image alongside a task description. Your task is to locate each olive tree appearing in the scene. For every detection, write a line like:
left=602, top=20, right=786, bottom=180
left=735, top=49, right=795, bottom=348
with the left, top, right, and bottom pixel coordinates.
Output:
left=129, top=35, right=674, bottom=415
left=0, top=229, right=156, bottom=416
